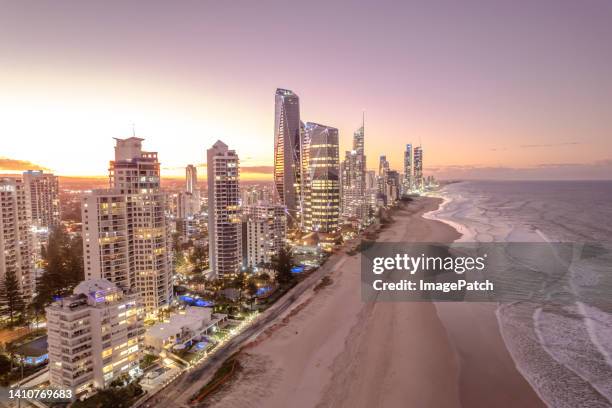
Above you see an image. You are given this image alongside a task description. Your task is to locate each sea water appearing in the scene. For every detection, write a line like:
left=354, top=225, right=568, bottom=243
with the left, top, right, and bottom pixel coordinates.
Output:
left=429, top=181, right=612, bottom=407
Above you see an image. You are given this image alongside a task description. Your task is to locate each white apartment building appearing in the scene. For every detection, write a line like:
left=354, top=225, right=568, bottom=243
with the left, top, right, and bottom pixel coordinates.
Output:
left=207, top=140, right=241, bottom=279
left=46, top=279, right=144, bottom=396
left=243, top=202, right=287, bottom=269
left=22, top=170, right=60, bottom=229
left=0, top=177, right=34, bottom=311
left=82, top=191, right=130, bottom=288
left=82, top=137, right=172, bottom=316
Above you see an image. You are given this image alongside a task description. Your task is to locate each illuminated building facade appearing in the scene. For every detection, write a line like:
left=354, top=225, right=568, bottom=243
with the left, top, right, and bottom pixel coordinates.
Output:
left=22, top=170, right=60, bottom=229
left=414, top=146, right=423, bottom=190
left=82, top=137, right=172, bottom=315
left=243, top=203, right=287, bottom=268
left=273, top=88, right=302, bottom=222
left=207, top=140, right=241, bottom=279
left=0, top=177, right=34, bottom=311
left=46, top=279, right=144, bottom=396
left=403, top=143, right=413, bottom=194
left=302, top=123, right=340, bottom=234
left=341, top=120, right=367, bottom=221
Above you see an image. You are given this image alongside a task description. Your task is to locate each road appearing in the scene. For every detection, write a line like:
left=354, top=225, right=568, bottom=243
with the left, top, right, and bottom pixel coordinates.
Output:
left=137, top=243, right=353, bottom=408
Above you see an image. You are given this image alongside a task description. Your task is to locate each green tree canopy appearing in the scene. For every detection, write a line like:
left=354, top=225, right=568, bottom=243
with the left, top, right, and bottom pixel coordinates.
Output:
left=272, top=246, right=295, bottom=285
left=0, top=269, right=25, bottom=326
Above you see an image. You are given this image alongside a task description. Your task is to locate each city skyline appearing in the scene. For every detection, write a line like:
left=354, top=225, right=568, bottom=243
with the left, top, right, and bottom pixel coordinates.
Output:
left=2, top=1, right=612, bottom=180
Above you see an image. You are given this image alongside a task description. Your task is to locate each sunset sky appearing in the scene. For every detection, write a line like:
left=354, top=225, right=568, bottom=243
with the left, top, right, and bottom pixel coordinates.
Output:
left=1, top=0, right=612, bottom=180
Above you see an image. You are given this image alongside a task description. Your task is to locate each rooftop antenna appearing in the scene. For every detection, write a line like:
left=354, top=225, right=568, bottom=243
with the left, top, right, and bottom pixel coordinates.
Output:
left=362, top=110, right=365, bottom=129
left=131, top=122, right=136, bottom=137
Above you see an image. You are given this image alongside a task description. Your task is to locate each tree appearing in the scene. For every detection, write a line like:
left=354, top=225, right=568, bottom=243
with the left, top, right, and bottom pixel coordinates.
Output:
left=246, top=280, right=259, bottom=310
left=0, top=354, right=11, bottom=374
left=33, top=226, right=84, bottom=310
left=190, top=245, right=208, bottom=272
left=272, top=246, right=295, bottom=285
left=0, top=270, right=25, bottom=326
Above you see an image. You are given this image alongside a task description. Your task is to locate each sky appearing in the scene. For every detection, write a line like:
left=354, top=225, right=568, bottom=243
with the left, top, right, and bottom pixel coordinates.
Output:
left=1, top=0, right=612, bottom=180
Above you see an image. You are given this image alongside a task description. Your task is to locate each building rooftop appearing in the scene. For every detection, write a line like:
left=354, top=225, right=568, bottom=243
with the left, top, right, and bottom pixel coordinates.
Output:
left=74, top=278, right=117, bottom=296
left=146, top=307, right=212, bottom=340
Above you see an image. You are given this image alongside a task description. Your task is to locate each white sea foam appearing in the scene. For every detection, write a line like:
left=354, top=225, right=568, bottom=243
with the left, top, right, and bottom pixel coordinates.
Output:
left=434, top=181, right=612, bottom=408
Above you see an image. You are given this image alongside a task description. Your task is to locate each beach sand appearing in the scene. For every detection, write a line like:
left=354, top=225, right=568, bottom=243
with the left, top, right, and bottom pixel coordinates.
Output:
left=204, top=197, right=545, bottom=408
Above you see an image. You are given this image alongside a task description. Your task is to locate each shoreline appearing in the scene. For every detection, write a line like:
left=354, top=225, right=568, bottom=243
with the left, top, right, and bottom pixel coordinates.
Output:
left=205, top=197, right=545, bottom=408
left=423, top=190, right=547, bottom=408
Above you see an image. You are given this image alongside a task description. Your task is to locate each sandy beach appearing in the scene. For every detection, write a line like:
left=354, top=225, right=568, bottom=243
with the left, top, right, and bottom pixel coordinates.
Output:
left=204, top=197, right=545, bottom=408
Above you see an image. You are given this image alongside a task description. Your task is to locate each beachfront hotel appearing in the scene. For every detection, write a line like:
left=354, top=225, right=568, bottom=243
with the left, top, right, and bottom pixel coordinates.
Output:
left=82, top=137, right=173, bottom=315
left=0, top=177, right=35, bottom=312
left=46, top=279, right=144, bottom=396
left=207, top=140, right=242, bottom=279
left=273, top=88, right=302, bottom=224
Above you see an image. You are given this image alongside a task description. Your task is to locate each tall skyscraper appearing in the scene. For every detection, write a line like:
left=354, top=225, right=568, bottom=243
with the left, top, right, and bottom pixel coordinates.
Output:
left=22, top=170, right=60, bottom=229
left=273, top=88, right=302, bottom=221
left=207, top=140, right=242, bottom=279
left=46, top=279, right=144, bottom=396
left=181, top=164, right=200, bottom=218
left=186, top=164, right=198, bottom=194
left=414, top=146, right=424, bottom=190
left=243, top=203, right=287, bottom=269
left=378, top=155, right=389, bottom=176
left=341, top=118, right=367, bottom=221
left=302, top=123, right=340, bottom=234
left=82, top=137, right=172, bottom=315
left=403, top=144, right=413, bottom=194
left=0, top=177, right=34, bottom=313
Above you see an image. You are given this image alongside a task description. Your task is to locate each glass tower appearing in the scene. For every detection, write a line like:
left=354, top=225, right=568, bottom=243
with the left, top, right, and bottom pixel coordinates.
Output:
left=274, top=88, right=301, bottom=222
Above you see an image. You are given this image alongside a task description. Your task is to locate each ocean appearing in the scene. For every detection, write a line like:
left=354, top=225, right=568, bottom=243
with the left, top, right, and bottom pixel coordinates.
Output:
left=429, top=181, right=612, bottom=408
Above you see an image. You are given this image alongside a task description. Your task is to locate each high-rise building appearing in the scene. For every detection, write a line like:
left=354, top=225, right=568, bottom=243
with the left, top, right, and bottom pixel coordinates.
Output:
left=414, top=146, right=423, bottom=190
left=385, top=170, right=401, bottom=204
left=207, top=140, right=241, bottom=279
left=365, top=170, right=378, bottom=209
left=403, top=144, right=413, bottom=195
left=302, top=123, right=340, bottom=234
left=82, top=137, right=172, bottom=315
left=0, top=177, right=34, bottom=313
left=341, top=119, right=367, bottom=221
left=243, top=203, right=286, bottom=269
left=46, top=279, right=144, bottom=396
left=22, top=170, right=60, bottom=229
left=177, top=192, right=199, bottom=219
left=378, top=155, right=389, bottom=177
left=186, top=164, right=198, bottom=194
left=241, top=185, right=273, bottom=207
left=273, top=89, right=302, bottom=221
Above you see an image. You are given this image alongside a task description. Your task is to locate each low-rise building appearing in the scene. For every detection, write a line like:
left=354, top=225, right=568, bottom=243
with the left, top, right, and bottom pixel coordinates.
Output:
left=144, top=307, right=226, bottom=353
